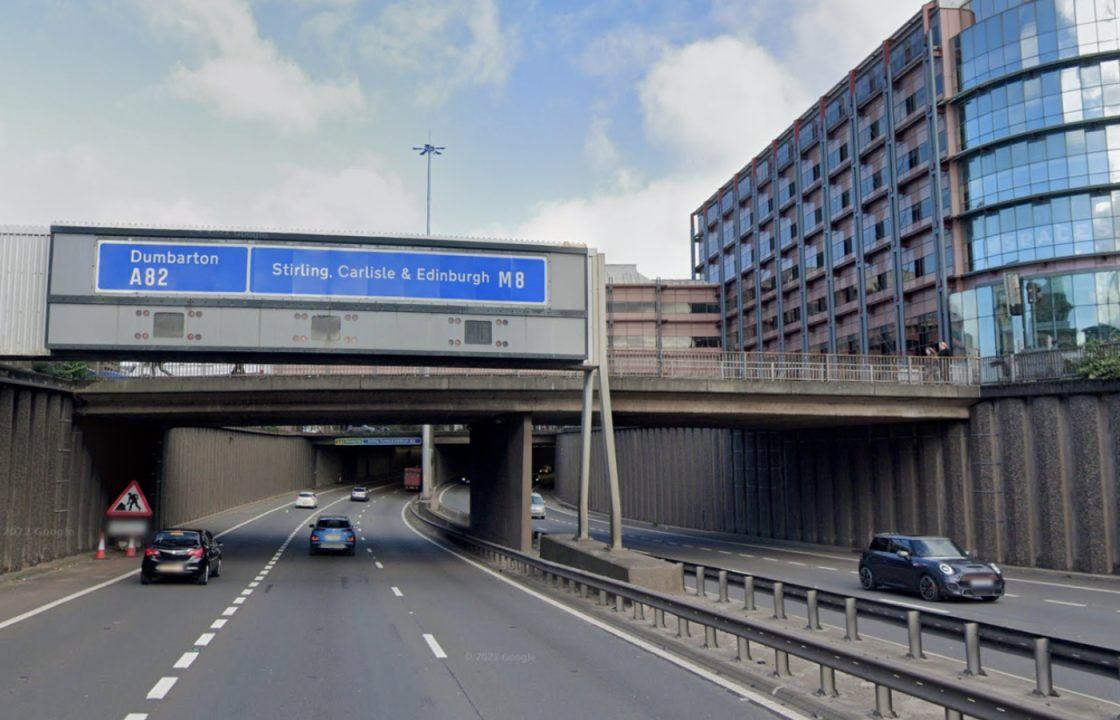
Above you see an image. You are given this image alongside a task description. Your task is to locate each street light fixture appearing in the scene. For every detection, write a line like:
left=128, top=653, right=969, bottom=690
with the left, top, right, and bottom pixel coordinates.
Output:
left=412, top=134, right=445, bottom=236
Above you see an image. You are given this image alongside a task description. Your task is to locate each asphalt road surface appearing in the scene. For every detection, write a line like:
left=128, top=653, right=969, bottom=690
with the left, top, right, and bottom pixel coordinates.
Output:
left=0, top=485, right=802, bottom=720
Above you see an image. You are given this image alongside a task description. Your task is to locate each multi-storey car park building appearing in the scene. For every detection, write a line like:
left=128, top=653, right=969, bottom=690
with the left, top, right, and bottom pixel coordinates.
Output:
left=692, top=0, right=1120, bottom=359
left=604, top=264, right=721, bottom=351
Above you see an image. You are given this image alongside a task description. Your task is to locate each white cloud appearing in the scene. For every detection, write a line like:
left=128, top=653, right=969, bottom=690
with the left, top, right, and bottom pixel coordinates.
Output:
left=359, top=0, right=517, bottom=105
left=248, top=161, right=425, bottom=235
left=141, top=0, right=364, bottom=132
left=638, top=36, right=810, bottom=175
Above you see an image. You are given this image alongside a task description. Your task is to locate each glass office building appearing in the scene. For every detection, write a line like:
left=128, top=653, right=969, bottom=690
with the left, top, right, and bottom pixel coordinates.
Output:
left=691, top=0, right=1120, bottom=357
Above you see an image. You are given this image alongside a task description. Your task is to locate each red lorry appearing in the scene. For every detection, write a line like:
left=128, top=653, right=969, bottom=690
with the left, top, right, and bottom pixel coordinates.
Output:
left=403, top=467, right=422, bottom=491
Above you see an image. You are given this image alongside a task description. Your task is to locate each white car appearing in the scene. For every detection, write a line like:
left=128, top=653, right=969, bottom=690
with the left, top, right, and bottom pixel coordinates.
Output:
left=295, top=491, right=319, bottom=509
left=530, top=492, right=547, bottom=519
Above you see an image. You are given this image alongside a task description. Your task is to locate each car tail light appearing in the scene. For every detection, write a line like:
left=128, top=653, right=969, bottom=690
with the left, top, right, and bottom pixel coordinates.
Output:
left=144, top=547, right=158, bottom=557
left=311, top=533, right=320, bottom=542
left=347, top=533, right=355, bottom=542
left=187, top=547, right=205, bottom=558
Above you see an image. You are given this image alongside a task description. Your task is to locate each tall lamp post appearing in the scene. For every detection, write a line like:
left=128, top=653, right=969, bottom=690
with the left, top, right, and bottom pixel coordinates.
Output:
left=412, top=135, right=445, bottom=236
left=413, top=135, right=444, bottom=502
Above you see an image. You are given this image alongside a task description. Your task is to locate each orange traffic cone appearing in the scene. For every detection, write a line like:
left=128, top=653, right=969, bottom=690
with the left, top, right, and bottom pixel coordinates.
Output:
left=94, top=532, right=107, bottom=560
left=125, top=536, right=137, bottom=558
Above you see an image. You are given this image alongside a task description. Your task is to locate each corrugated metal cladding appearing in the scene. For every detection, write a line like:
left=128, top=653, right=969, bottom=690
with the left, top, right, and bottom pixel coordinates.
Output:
left=160, top=428, right=317, bottom=527
left=554, top=409, right=1120, bottom=575
left=0, top=227, right=50, bottom=356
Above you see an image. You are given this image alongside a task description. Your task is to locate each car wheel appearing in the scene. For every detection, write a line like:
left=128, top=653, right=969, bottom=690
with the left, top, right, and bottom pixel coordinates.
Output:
left=858, top=565, right=876, bottom=590
left=211, top=558, right=221, bottom=577
left=918, top=574, right=940, bottom=601
left=140, top=573, right=151, bottom=585
left=196, top=564, right=210, bottom=585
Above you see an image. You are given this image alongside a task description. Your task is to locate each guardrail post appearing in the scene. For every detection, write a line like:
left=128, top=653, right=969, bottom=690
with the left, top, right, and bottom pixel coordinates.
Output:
left=615, top=595, right=624, bottom=613
left=718, top=570, right=729, bottom=603
left=816, top=665, right=838, bottom=697
left=844, top=598, right=860, bottom=641
left=695, top=565, right=706, bottom=597
left=906, top=611, right=924, bottom=659
left=743, top=576, right=756, bottom=611
left=736, top=636, right=751, bottom=662
left=772, top=582, right=786, bottom=619
left=873, top=685, right=896, bottom=718
left=632, top=600, right=641, bottom=620
left=703, top=624, right=716, bottom=648
left=944, top=709, right=962, bottom=720
left=1032, top=638, right=1058, bottom=697
left=963, top=622, right=984, bottom=676
left=774, top=649, right=790, bottom=676
left=806, top=589, right=821, bottom=630
left=598, top=588, right=607, bottom=606
left=655, top=608, right=665, bottom=628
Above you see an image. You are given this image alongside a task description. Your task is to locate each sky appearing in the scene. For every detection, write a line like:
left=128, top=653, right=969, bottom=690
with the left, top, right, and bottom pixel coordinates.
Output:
left=0, top=0, right=924, bottom=278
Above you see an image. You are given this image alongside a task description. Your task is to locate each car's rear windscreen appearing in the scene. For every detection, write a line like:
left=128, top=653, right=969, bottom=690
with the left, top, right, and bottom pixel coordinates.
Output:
left=153, top=531, right=201, bottom=547
left=316, top=518, right=351, bottom=529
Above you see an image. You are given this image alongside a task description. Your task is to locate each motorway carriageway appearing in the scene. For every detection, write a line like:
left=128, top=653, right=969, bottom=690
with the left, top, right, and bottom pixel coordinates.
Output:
left=0, top=485, right=805, bottom=720
left=439, top=484, right=1120, bottom=709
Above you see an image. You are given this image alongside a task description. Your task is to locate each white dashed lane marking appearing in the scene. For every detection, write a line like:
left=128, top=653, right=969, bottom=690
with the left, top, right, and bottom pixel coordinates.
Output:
left=375, top=561, right=384, bottom=569
left=391, top=586, right=404, bottom=597
left=123, top=714, right=148, bottom=720
left=241, top=589, right=253, bottom=596
left=233, top=597, right=246, bottom=605
left=146, top=677, right=177, bottom=700
left=787, top=561, right=806, bottom=567
left=1044, top=599, right=1087, bottom=608
left=173, top=652, right=198, bottom=669
left=210, top=619, right=227, bottom=630
left=222, top=606, right=239, bottom=617
left=423, top=633, right=448, bottom=659
left=194, top=633, right=215, bottom=647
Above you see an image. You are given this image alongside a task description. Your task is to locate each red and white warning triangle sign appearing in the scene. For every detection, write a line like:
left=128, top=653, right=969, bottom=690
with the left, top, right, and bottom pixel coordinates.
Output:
left=106, top=481, right=152, bottom=518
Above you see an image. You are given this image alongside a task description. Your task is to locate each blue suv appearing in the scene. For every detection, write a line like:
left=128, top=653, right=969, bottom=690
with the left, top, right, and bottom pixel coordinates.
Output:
left=859, top=534, right=1004, bottom=602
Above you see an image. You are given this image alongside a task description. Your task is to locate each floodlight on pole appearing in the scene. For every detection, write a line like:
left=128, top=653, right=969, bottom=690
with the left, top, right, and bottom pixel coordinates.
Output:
left=412, top=133, right=445, bottom=236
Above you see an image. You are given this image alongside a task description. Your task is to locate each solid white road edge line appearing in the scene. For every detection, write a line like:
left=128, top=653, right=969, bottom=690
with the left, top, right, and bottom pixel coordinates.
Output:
left=423, top=633, right=448, bottom=659
left=0, top=568, right=140, bottom=632
left=146, top=677, right=177, bottom=700
left=400, top=503, right=811, bottom=720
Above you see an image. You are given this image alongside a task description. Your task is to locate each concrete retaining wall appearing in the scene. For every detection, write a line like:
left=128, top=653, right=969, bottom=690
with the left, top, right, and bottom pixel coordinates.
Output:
left=161, top=428, right=316, bottom=526
left=556, top=390, right=1120, bottom=575
left=0, top=383, right=109, bottom=573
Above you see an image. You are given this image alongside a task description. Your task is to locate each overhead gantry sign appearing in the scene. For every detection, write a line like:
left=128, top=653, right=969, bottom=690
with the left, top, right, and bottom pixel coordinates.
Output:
left=46, top=226, right=590, bottom=367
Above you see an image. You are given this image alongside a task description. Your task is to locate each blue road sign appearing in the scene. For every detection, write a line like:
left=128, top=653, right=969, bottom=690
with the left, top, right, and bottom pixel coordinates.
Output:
left=250, top=246, right=548, bottom=304
left=96, top=241, right=249, bottom=294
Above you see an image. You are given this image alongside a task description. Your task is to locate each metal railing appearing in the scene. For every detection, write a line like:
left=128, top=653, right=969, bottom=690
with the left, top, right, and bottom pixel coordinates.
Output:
left=979, top=344, right=1119, bottom=384
left=411, top=503, right=1112, bottom=720
left=675, top=560, right=1119, bottom=676
left=87, top=350, right=980, bottom=386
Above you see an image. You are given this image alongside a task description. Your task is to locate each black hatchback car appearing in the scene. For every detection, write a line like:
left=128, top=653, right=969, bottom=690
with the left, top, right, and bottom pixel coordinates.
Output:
left=141, top=529, right=222, bottom=585
left=859, top=534, right=1004, bottom=601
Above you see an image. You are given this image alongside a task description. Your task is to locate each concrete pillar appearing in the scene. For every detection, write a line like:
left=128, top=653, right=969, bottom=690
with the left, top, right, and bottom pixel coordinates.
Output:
left=815, top=438, right=836, bottom=545
left=833, top=438, right=854, bottom=547
left=420, top=424, right=433, bottom=502
left=894, top=430, right=920, bottom=535
left=469, top=414, right=533, bottom=552
left=852, top=434, right=874, bottom=547
left=1067, top=395, right=1115, bottom=574
left=0, top=388, right=15, bottom=572
left=1029, top=397, right=1073, bottom=570
left=917, top=427, right=947, bottom=536
left=995, top=399, right=1036, bottom=568
left=943, top=422, right=974, bottom=554
left=968, top=403, right=1004, bottom=562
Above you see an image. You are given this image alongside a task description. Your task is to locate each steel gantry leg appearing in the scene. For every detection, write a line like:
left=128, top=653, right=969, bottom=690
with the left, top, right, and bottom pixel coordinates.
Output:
left=596, top=357, right=622, bottom=551
left=576, top=368, right=594, bottom=541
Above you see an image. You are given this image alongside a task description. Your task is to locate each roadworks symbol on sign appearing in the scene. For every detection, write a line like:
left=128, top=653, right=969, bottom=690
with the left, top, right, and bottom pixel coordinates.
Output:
left=106, top=480, right=152, bottom=517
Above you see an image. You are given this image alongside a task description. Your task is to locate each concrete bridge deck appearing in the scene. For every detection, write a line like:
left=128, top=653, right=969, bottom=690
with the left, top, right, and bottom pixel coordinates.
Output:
left=75, top=372, right=978, bottom=427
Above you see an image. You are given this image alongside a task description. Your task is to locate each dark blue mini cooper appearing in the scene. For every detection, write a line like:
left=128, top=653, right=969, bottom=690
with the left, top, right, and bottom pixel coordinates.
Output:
left=859, top=534, right=1004, bottom=602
